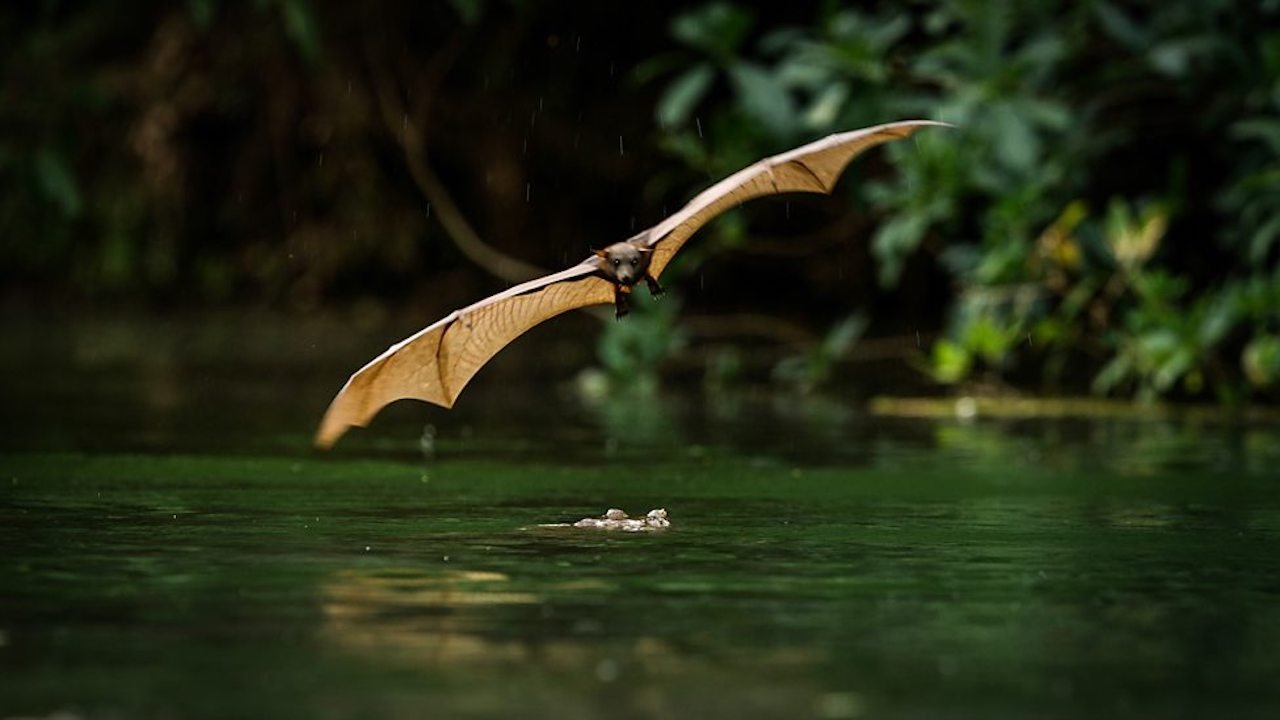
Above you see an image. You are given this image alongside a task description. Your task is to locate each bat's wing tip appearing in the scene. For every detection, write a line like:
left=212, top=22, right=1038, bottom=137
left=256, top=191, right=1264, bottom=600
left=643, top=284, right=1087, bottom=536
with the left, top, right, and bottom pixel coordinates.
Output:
left=893, top=119, right=957, bottom=131
left=313, top=419, right=348, bottom=451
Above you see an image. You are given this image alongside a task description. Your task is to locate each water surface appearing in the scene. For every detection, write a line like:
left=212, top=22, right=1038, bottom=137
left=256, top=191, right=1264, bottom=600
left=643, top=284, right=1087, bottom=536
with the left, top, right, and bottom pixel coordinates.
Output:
left=2, top=322, right=1278, bottom=719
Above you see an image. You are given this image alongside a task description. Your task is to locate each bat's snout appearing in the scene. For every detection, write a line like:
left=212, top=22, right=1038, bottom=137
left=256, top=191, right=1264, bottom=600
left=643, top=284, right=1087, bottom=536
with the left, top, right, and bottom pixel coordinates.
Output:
left=614, top=266, right=639, bottom=285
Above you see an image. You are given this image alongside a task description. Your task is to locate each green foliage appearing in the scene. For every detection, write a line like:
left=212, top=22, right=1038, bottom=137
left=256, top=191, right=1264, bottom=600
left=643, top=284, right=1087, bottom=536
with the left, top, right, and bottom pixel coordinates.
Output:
left=772, top=313, right=867, bottom=394
left=594, top=291, right=687, bottom=396
left=648, top=0, right=1280, bottom=403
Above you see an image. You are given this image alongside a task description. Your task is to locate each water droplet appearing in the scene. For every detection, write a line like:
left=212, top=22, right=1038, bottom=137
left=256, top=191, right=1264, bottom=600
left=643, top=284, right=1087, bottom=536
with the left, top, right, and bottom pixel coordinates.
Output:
left=696, top=117, right=703, bottom=137
left=526, top=183, right=531, bottom=202
left=618, top=135, right=624, bottom=156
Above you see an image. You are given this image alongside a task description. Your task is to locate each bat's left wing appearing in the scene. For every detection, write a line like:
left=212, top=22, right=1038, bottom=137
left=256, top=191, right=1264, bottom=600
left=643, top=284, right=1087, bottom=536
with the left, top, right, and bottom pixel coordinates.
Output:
left=641, top=119, right=950, bottom=279
left=315, top=262, right=611, bottom=448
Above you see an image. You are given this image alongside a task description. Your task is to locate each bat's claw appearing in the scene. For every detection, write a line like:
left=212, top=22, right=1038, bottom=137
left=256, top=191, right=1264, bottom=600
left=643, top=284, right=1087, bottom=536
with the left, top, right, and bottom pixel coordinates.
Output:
left=645, top=275, right=664, bottom=298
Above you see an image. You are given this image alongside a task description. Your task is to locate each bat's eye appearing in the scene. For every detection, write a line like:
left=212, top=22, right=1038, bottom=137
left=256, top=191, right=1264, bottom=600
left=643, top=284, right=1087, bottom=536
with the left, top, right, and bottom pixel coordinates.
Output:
left=612, top=258, right=621, bottom=267
left=630, top=259, right=639, bottom=266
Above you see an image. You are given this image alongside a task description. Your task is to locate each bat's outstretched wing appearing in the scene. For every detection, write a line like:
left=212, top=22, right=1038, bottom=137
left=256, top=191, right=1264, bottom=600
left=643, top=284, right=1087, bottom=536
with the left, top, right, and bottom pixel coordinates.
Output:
left=316, top=119, right=950, bottom=448
left=315, top=262, right=611, bottom=448
left=642, top=119, right=951, bottom=278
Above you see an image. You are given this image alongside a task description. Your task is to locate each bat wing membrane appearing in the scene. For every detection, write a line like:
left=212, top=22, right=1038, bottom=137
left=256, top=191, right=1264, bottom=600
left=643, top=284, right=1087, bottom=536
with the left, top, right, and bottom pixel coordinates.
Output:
left=643, top=120, right=950, bottom=279
left=315, top=263, right=610, bottom=448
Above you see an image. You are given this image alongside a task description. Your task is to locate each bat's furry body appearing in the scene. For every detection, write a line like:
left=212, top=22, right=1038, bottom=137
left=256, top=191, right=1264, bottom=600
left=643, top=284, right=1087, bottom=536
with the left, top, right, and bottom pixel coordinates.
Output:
left=316, top=120, right=949, bottom=448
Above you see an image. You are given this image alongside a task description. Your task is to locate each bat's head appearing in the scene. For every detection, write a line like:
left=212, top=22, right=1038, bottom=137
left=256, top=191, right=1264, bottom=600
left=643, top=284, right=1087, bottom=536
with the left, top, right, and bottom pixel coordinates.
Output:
left=595, top=241, right=653, bottom=286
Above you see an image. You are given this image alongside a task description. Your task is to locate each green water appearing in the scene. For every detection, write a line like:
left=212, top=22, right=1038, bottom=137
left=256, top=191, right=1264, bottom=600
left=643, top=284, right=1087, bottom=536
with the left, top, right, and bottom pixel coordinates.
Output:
left=3, top=345, right=1280, bottom=718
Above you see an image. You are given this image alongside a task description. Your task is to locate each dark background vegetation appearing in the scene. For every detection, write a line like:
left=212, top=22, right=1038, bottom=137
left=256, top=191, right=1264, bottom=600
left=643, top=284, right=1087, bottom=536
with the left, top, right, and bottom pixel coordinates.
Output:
left=3, top=0, right=1278, bottom=402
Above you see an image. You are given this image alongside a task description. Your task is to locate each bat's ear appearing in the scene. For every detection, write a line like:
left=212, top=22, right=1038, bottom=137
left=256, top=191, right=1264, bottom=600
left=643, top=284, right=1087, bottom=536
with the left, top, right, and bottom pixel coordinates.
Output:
left=637, top=247, right=654, bottom=254
left=592, top=248, right=608, bottom=258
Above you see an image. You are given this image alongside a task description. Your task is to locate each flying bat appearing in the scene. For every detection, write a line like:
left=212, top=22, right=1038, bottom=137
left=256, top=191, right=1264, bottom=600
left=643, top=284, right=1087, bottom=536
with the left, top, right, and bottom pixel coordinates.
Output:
left=316, top=119, right=950, bottom=448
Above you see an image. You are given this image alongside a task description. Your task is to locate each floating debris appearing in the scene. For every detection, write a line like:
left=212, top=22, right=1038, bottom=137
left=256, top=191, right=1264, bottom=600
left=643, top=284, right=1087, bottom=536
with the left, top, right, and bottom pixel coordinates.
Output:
left=540, top=508, right=670, bottom=532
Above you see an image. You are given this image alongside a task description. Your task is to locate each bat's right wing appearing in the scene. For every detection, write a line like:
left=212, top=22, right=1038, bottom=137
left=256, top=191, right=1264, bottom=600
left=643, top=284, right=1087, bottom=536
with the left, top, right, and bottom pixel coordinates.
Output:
left=315, top=262, right=612, bottom=448
left=642, top=120, right=950, bottom=279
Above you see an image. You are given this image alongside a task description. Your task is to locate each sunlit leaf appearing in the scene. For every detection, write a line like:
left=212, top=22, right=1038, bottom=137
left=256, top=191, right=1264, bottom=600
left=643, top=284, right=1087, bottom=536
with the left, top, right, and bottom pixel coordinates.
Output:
left=931, top=339, right=972, bottom=384
left=802, top=82, right=849, bottom=130
left=1243, top=334, right=1280, bottom=387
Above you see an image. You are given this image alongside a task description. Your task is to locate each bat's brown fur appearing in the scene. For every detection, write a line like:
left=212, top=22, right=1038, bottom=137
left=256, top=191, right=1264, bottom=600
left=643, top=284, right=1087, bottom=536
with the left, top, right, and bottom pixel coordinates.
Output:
left=315, top=120, right=951, bottom=448
left=594, top=241, right=662, bottom=318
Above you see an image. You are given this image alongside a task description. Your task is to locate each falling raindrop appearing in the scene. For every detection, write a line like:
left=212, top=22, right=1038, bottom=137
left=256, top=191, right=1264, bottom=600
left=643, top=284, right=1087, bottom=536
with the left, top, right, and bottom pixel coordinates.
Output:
left=538, top=96, right=544, bottom=111
left=523, top=137, right=528, bottom=156
left=916, top=331, right=921, bottom=348
left=576, top=35, right=581, bottom=52
left=317, top=153, right=323, bottom=168
left=426, top=204, right=432, bottom=218
left=630, top=216, right=635, bottom=231
left=696, top=117, right=703, bottom=138
left=619, top=135, right=624, bottom=156
left=526, top=183, right=531, bottom=202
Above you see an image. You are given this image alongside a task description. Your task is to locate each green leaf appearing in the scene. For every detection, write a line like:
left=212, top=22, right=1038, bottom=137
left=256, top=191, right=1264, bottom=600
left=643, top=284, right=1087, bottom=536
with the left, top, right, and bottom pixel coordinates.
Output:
left=671, top=3, right=753, bottom=58
left=35, top=148, right=82, bottom=218
left=279, top=0, right=321, bottom=64
left=447, top=0, right=483, bottom=25
left=872, top=212, right=928, bottom=287
left=1243, top=334, right=1280, bottom=387
left=931, top=339, right=972, bottom=384
left=726, top=61, right=795, bottom=136
left=1093, top=353, right=1133, bottom=395
left=657, top=63, right=715, bottom=128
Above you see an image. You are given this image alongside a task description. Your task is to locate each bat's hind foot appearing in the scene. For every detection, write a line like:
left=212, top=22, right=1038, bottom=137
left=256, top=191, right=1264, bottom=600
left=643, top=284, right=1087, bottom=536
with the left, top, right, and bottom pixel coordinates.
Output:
left=645, top=275, right=665, bottom=298
left=614, top=290, right=631, bottom=320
